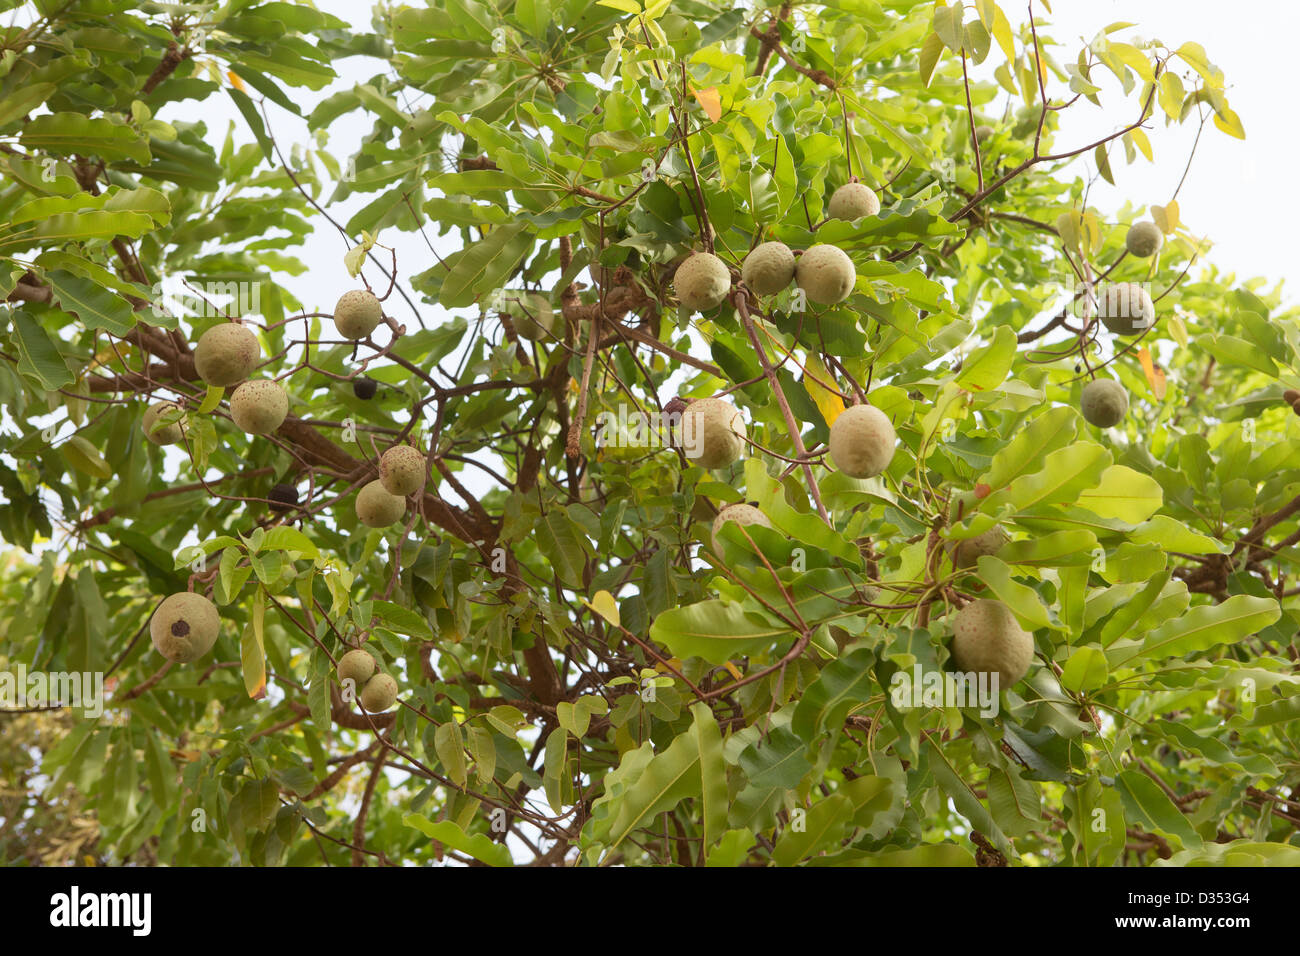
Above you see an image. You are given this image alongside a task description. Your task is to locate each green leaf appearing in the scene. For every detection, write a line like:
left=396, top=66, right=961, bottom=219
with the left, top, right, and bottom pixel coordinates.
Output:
left=1114, top=770, right=1201, bottom=849
left=434, top=720, right=468, bottom=787
left=1136, top=595, right=1280, bottom=662
left=19, top=112, right=150, bottom=162
left=9, top=311, right=73, bottom=389
left=1060, top=646, right=1108, bottom=692
left=62, top=436, right=112, bottom=479
left=955, top=325, right=1016, bottom=393
left=370, top=599, right=434, bottom=640
left=436, top=222, right=533, bottom=308
left=1076, top=465, right=1162, bottom=522
left=402, top=814, right=513, bottom=866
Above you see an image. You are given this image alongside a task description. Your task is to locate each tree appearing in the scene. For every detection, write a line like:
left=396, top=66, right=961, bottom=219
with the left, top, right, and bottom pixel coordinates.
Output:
left=0, top=0, right=1296, bottom=868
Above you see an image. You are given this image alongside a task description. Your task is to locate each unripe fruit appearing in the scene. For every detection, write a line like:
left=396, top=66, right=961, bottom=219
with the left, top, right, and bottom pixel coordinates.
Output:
left=673, top=252, right=731, bottom=313
left=711, top=503, right=772, bottom=552
left=795, top=244, right=856, bottom=305
left=353, top=376, right=378, bottom=400
left=950, top=599, right=1034, bottom=690
left=679, top=397, right=746, bottom=470
left=1080, top=379, right=1128, bottom=428
left=828, top=182, right=880, bottom=220
left=334, top=289, right=383, bottom=340
left=194, top=323, right=260, bottom=387
left=267, top=483, right=298, bottom=513
left=1125, top=221, right=1163, bottom=258
left=359, top=672, right=399, bottom=712
left=230, top=379, right=288, bottom=434
left=953, top=526, right=1009, bottom=569
left=355, top=479, right=405, bottom=528
left=1097, top=281, right=1155, bottom=335
left=501, top=291, right=556, bottom=341
left=975, top=125, right=994, bottom=143
left=151, top=592, right=220, bottom=664
left=142, top=401, right=185, bottom=445
left=828, top=404, right=896, bottom=478
left=379, top=444, right=426, bottom=496
left=338, top=648, right=376, bottom=687
left=741, top=242, right=796, bottom=296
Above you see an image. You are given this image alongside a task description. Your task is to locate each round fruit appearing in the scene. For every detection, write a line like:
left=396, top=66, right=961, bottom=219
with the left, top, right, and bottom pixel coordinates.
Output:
left=267, top=483, right=298, bottom=513
left=795, top=244, right=856, bottom=305
left=741, top=242, right=796, bottom=296
left=953, top=526, right=1009, bottom=569
left=828, top=404, right=896, bottom=478
left=678, top=398, right=746, bottom=470
left=194, top=323, right=260, bottom=387
left=1080, top=379, right=1128, bottom=428
left=502, top=291, right=557, bottom=341
left=142, top=401, right=185, bottom=446
left=828, top=182, right=880, bottom=220
left=353, top=377, right=378, bottom=400
left=338, top=649, right=376, bottom=688
left=1125, top=221, right=1163, bottom=258
left=150, top=592, right=220, bottom=664
left=355, top=479, right=405, bottom=528
left=360, top=673, right=399, bottom=712
left=673, top=252, right=731, bottom=313
left=230, top=379, right=288, bottom=434
left=1097, top=282, right=1155, bottom=335
left=950, top=599, right=1034, bottom=690
left=1283, top=389, right=1300, bottom=406
left=975, top=125, right=994, bottom=143
left=379, top=444, right=426, bottom=497
left=711, top=503, right=772, bottom=552
left=334, top=289, right=383, bottom=340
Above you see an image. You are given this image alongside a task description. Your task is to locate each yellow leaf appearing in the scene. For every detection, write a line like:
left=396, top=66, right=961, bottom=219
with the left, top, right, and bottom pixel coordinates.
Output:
left=1129, top=127, right=1152, bottom=162
left=583, top=589, right=621, bottom=627
left=1137, top=347, right=1166, bottom=400
left=1163, top=199, right=1179, bottom=232
left=723, top=661, right=743, bottom=681
left=801, top=352, right=847, bottom=427
left=227, top=70, right=246, bottom=92
left=1167, top=312, right=1189, bottom=349
left=654, top=657, right=684, bottom=674
left=691, top=86, right=722, bottom=123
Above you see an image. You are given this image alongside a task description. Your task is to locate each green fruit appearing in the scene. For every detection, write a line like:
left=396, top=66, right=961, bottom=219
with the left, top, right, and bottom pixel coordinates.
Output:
left=360, top=673, right=399, bottom=712
left=741, top=242, right=795, bottom=296
left=334, top=289, right=383, bottom=340
left=950, top=599, right=1034, bottom=690
left=379, top=444, right=426, bottom=496
left=974, top=125, right=994, bottom=143
left=355, top=479, right=405, bottom=528
left=828, top=405, right=896, bottom=478
left=673, top=252, right=731, bottom=312
left=795, top=244, right=856, bottom=305
left=678, top=398, right=745, bottom=470
left=194, top=323, right=260, bottom=387
left=142, top=401, right=185, bottom=445
left=230, top=379, right=288, bottom=434
left=827, top=182, right=880, bottom=220
left=151, top=592, right=220, bottom=664
left=501, top=291, right=557, bottom=341
left=711, top=503, right=772, bottom=552
left=1080, top=378, right=1128, bottom=428
left=1125, top=221, right=1163, bottom=258
left=953, top=526, right=1009, bottom=569
left=338, top=649, right=376, bottom=687
left=1097, top=281, right=1155, bottom=335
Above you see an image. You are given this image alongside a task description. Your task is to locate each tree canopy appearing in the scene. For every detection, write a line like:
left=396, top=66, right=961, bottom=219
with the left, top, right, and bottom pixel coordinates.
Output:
left=1, top=0, right=1298, bottom=868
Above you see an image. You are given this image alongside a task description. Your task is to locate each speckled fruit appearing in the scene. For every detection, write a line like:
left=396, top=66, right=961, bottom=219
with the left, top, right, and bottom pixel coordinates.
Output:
left=333, top=289, right=383, bottom=340
left=950, top=599, right=1034, bottom=690
left=355, top=479, right=405, bottom=528
left=828, top=182, right=880, bottom=220
left=142, top=401, right=185, bottom=445
left=194, top=323, right=260, bottom=387
left=379, top=444, right=426, bottom=496
left=711, top=503, right=772, bottom=552
left=1125, top=221, right=1163, bottom=258
left=678, top=398, right=746, bottom=470
left=953, top=526, right=1009, bottom=569
left=741, top=242, right=795, bottom=296
left=828, top=404, right=896, bottom=478
left=1081, top=379, right=1128, bottom=428
left=1097, top=282, right=1155, bottom=335
left=360, top=673, right=399, bottom=712
left=338, top=649, right=376, bottom=687
left=230, top=379, right=288, bottom=434
left=795, top=244, right=856, bottom=305
left=975, top=125, right=994, bottom=143
left=673, top=252, right=731, bottom=313
left=502, top=291, right=557, bottom=341
left=151, top=592, right=220, bottom=664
